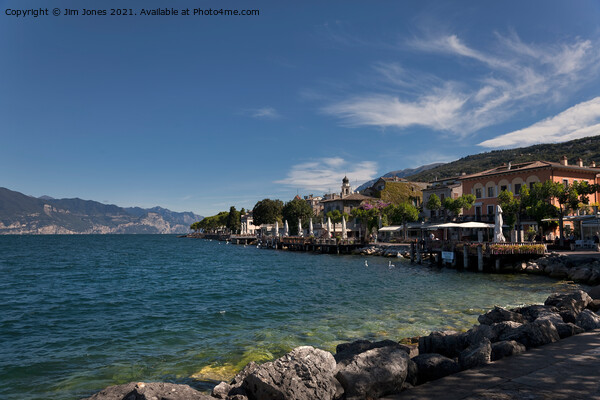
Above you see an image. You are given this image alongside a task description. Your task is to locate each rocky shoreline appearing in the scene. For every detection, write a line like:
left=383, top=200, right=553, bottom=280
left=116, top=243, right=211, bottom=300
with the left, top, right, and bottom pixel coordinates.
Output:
left=82, top=254, right=600, bottom=400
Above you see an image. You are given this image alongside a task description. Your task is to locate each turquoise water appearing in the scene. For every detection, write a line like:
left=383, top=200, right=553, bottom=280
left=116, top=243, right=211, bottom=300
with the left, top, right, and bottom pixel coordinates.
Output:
left=0, top=235, right=577, bottom=399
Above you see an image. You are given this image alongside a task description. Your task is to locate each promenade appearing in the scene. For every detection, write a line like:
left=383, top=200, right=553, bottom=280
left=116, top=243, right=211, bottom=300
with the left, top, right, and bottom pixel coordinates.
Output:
left=384, top=329, right=600, bottom=400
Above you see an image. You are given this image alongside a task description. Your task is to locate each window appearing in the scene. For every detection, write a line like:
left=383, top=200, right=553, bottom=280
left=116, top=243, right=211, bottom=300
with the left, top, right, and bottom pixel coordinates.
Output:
left=563, top=179, right=569, bottom=188
left=500, top=185, right=507, bottom=192
left=475, top=188, right=482, bottom=199
left=514, top=183, right=521, bottom=195
left=487, top=186, right=494, bottom=198
left=530, top=182, right=535, bottom=190
left=487, top=205, right=494, bottom=215
left=440, top=193, right=445, bottom=201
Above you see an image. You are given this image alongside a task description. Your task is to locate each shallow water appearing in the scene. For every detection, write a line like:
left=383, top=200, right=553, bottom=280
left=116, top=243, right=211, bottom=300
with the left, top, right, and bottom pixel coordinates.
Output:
left=0, top=235, right=578, bottom=399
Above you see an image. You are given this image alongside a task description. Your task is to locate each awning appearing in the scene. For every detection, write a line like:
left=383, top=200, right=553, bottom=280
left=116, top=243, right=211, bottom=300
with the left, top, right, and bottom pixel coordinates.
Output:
left=428, top=222, right=496, bottom=229
left=379, top=226, right=402, bottom=232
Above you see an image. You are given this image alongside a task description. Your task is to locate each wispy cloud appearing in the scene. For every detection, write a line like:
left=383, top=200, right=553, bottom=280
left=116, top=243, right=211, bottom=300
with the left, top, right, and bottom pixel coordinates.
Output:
left=478, top=97, right=600, bottom=148
left=275, top=158, right=378, bottom=192
left=323, top=32, right=600, bottom=138
left=250, top=107, right=280, bottom=119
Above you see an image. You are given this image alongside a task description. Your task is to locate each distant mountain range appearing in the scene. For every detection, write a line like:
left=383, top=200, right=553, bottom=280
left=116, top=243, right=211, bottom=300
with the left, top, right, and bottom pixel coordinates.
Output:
left=356, top=163, right=445, bottom=192
left=0, top=187, right=203, bottom=234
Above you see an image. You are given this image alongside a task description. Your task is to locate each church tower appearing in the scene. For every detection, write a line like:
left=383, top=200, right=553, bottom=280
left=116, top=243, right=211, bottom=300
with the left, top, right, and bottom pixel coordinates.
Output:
left=341, top=176, right=351, bottom=197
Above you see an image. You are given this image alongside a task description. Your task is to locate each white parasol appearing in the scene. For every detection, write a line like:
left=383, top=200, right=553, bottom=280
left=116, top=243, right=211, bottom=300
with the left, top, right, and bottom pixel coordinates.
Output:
left=494, top=205, right=506, bottom=243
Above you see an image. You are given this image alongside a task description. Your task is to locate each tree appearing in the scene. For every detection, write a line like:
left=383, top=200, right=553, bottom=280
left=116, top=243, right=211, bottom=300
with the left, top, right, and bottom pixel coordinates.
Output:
left=388, top=202, right=419, bottom=239
left=190, top=221, right=201, bottom=232
left=426, top=194, right=442, bottom=220
left=442, top=194, right=475, bottom=220
left=226, top=206, right=241, bottom=233
left=252, top=199, right=284, bottom=226
left=198, top=211, right=229, bottom=232
left=282, top=198, right=314, bottom=235
left=498, top=189, right=522, bottom=240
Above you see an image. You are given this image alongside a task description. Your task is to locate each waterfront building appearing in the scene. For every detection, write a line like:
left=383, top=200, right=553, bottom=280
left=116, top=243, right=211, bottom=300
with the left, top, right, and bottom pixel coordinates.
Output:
left=321, top=176, right=375, bottom=215
left=240, top=212, right=259, bottom=235
left=460, top=156, right=600, bottom=237
left=303, top=194, right=323, bottom=216
left=360, top=176, right=427, bottom=208
left=422, top=176, right=464, bottom=221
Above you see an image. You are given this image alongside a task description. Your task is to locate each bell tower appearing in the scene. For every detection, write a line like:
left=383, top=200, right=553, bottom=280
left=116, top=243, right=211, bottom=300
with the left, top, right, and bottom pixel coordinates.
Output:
left=341, top=176, right=351, bottom=197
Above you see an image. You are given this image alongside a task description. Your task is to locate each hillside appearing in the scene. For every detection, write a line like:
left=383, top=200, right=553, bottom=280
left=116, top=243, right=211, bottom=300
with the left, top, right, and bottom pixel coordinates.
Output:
left=0, top=187, right=203, bottom=234
left=356, top=162, right=444, bottom=191
left=407, top=135, right=600, bottom=182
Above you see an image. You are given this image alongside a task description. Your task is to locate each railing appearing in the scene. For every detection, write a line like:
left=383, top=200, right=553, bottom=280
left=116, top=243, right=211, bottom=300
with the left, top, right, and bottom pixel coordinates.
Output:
left=425, top=240, right=546, bottom=256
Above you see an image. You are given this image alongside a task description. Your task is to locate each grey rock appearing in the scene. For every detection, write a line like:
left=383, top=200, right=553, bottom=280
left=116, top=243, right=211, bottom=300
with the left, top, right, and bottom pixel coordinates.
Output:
left=545, top=290, right=591, bottom=314
left=554, top=322, right=585, bottom=338
left=547, top=264, right=569, bottom=279
left=412, top=353, right=460, bottom=385
left=587, top=285, right=600, bottom=300
left=336, top=346, right=409, bottom=400
left=490, top=321, right=523, bottom=339
left=589, top=269, right=600, bottom=285
left=334, top=339, right=401, bottom=363
left=404, top=359, right=418, bottom=387
left=513, top=305, right=559, bottom=322
left=568, top=268, right=592, bottom=283
left=478, top=306, right=525, bottom=325
left=575, top=309, right=600, bottom=331
left=82, top=382, right=213, bottom=400
left=587, top=299, right=600, bottom=312
left=398, top=343, right=419, bottom=358
left=242, top=346, right=341, bottom=400
left=464, top=324, right=497, bottom=345
left=490, top=340, right=526, bottom=361
left=458, top=338, right=491, bottom=370
left=211, top=382, right=231, bottom=399
left=499, top=319, right=560, bottom=349
left=418, top=330, right=466, bottom=358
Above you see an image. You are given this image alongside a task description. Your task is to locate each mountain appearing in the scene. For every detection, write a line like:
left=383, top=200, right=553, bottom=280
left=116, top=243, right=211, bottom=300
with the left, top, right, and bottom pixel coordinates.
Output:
left=0, top=187, right=203, bottom=234
left=406, top=135, right=600, bottom=182
left=356, top=163, right=445, bottom=192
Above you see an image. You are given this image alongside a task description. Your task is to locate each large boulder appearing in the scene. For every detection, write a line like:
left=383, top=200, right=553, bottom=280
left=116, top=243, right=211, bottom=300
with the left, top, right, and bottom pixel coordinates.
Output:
left=83, top=382, right=213, bottom=400
left=554, top=322, right=585, bottom=339
left=490, top=321, right=523, bottom=339
left=587, top=285, right=600, bottom=300
left=491, top=340, right=526, bottom=361
left=499, top=319, right=560, bottom=349
left=575, top=309, right=600, bottom=331
left=334, top=339, right=401, bottom=363
left=418, top=330, right=465, bottom=358
left=478, top=306, right=525, bottom=325
left=242, top=346, right=341, bottom=400
left=412, top=353, right=460, bottom=385
left=463, top=324, right=497, bottom=346
left=547, top=264, right=569, bottom=279
left=212, top=362, right=258, bottom=399
left=545, top=290, right=592, bottom=323
left=568, top=268, right=593, bottom=283
left=512, top=305, right=559, bottom=322
left=458, top=338, right=491, bottom=370
left=587, top=299, right=600, bottom=312
left=336, top=346, right=409, bottom=400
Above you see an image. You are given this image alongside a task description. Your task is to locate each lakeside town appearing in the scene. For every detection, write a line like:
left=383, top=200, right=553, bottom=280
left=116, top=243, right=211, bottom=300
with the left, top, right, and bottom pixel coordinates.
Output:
left=190, top=155, right=600, bottom=257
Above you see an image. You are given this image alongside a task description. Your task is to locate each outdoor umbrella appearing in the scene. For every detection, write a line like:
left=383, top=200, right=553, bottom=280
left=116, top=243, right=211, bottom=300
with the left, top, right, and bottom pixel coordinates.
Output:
left=494, top=205, right=506, bottom=243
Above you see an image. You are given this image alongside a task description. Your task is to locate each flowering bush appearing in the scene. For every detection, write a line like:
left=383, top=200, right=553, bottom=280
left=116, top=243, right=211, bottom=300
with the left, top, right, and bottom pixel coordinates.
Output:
left=488, top=244, right=545, bottom=255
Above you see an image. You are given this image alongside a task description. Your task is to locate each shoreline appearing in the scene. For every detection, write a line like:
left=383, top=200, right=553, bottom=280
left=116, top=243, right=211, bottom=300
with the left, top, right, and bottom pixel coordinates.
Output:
left=84, top=284, right=600, bottom=400
left=81, top=248, right=600, bottom=400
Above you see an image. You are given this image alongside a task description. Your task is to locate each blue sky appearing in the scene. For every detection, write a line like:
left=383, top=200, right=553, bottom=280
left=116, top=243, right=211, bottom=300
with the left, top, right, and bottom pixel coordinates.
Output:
left=2, top=0, right=600, bottom=216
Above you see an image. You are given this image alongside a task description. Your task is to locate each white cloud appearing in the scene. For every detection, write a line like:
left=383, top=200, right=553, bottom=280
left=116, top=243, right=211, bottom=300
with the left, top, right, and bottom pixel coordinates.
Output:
left=275, top=158, right=378, bottom=192
left=478, top=97, right=600, bottom=148
left=324, top=33, right=600, bottom=137
left=251, top=107, right=280, bottom=119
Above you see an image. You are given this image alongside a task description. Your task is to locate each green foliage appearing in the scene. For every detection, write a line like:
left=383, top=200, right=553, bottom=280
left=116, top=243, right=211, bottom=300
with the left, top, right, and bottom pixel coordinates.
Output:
left=198, top=211, right=229, bottom=231
left=426, top=194, right=441, bottom=211
left=190, top=221, right=201, bottom=231
left=377, top=181, right=423, bottom=205
left=226, top=206, right=241, bottom=233
left=407, top=135, right=600, bottom=182
left=498, top=190, right=519, bottom=229
left=442, top=194, right=476, bottom=218
left=387, top=202, right=419, bottom=239
left=252, top=198, right=284, bottom=226
left=282, top=198, right=314, bottom=235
